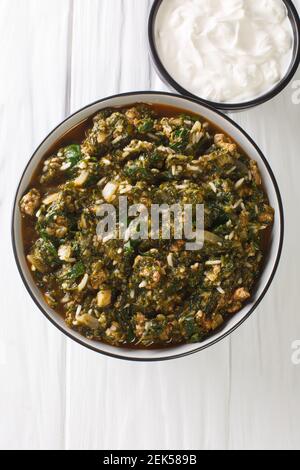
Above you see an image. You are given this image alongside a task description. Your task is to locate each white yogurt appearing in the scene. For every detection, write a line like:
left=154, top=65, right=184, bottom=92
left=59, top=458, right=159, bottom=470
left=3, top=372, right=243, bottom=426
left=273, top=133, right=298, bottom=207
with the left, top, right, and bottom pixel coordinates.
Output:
left=155, top=0, right=294, bottom=103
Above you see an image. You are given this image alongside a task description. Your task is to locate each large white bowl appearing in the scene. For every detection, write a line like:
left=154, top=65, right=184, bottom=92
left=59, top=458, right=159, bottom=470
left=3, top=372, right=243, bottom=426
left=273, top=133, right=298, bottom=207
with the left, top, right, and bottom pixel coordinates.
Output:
left=12, top=92, right=284, bottom=361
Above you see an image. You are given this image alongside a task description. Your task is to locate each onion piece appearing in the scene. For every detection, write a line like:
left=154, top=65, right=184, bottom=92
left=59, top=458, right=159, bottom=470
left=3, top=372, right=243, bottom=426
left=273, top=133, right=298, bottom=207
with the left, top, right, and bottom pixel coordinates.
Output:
left=204, top=231, right=223, bottom=245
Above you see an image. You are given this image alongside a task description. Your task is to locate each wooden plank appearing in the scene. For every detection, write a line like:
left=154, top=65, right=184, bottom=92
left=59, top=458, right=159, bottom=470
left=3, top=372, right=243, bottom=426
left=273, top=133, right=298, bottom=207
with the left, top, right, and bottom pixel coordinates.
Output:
left=0, top=0, right=73, bottom=450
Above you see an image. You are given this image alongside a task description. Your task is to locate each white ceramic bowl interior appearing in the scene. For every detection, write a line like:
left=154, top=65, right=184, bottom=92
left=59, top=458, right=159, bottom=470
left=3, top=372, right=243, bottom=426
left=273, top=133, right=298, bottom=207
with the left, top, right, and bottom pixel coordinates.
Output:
left=12, top=92, right=283, bottom=361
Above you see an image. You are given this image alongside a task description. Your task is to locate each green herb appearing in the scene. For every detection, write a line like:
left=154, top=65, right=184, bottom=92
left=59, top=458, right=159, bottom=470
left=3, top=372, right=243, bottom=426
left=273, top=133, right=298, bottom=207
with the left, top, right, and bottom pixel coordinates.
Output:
left=170, top=128, right=190, bottom=152
left=64, top=145, right=81, bottom=167
left=137, top=118, right=154, bottom=133
left=34, top=238, right=60, bottom=269
left=63, top=261, right=85, bottom=281
left=124, top=241, right=134, bottom=255
left=123, top=164, right=153, bottom=182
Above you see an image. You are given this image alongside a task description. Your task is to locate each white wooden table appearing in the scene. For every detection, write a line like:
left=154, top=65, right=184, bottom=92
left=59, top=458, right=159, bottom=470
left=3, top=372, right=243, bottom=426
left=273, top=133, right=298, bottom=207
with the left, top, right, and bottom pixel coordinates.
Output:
left=1, top=0, right=300, bottom=450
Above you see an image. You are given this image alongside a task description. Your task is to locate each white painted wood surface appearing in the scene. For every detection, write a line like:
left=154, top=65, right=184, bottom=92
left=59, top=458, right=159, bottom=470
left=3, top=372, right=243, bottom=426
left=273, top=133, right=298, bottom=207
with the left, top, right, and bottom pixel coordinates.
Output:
left=0, top=0, right=300, bottom=450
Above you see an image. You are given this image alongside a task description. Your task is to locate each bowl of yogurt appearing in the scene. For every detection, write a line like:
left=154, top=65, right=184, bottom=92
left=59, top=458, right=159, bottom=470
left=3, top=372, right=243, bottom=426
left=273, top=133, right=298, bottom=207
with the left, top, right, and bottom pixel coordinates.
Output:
left=149, top=0, right=300, bottom=111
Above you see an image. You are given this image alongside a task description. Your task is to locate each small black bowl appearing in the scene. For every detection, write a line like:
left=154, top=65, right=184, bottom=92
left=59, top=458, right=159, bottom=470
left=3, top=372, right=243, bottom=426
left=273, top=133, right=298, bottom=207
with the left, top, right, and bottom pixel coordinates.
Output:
left=148, top=0, right=300, bottom=112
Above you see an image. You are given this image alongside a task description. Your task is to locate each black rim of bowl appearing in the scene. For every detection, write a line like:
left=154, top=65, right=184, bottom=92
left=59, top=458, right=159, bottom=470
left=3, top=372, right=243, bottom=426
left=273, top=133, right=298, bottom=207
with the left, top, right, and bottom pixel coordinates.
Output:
left=12, top=91, right=284, bottom=362
left=148, top=0, right=300, bottom=112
